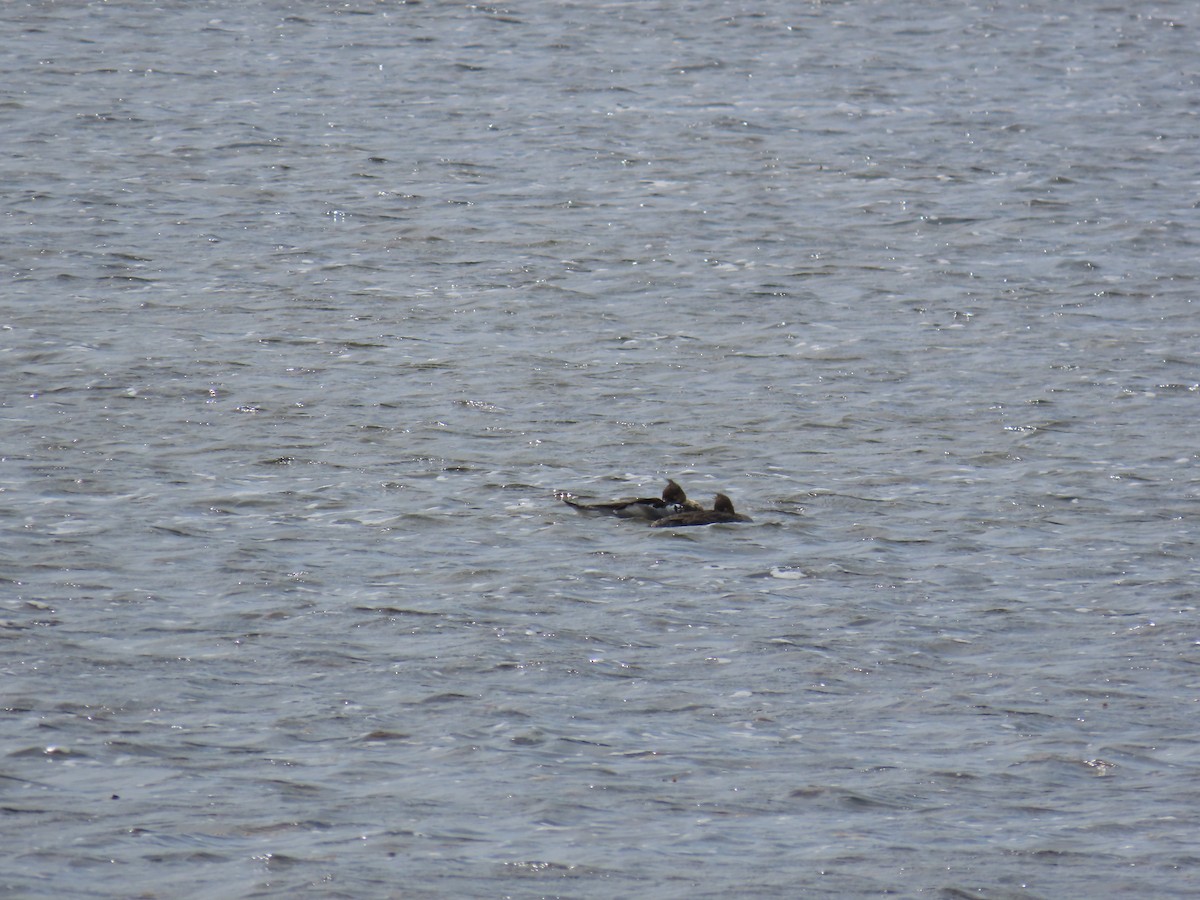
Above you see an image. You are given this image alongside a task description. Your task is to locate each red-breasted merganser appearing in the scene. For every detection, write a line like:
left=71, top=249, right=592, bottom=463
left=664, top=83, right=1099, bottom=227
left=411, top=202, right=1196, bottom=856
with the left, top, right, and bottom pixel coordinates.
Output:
left=650, top=493, right=752, bottom=527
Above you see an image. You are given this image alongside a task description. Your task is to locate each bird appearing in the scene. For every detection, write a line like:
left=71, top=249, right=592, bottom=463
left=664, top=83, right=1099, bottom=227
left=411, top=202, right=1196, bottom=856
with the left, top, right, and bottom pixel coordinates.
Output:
left=557, top=479, right=702, bottom=521
left=650, top=493, right=752, bottom=527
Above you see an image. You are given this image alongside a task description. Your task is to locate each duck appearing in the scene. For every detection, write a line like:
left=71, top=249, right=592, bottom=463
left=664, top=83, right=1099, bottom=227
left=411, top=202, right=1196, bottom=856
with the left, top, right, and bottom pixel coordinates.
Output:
left=650, top=493, right=752, bottom=527
left=557, top=479, right=702, bottom=521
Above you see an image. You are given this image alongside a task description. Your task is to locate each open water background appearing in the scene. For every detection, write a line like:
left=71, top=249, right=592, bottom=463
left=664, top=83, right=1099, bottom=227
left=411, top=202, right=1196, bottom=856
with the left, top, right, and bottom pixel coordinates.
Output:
left=3, top=1, right=1199, bottom=897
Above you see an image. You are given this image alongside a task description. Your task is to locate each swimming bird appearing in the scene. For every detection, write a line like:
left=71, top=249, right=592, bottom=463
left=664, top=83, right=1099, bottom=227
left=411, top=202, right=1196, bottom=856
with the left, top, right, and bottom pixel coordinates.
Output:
left=650, top=493, right=752, bottom=527
left=557, top=479, right=702, bottom=521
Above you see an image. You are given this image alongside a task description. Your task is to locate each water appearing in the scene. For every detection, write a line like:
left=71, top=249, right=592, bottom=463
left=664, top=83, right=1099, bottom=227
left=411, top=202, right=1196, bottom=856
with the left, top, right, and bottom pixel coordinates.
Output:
left=3, top=1, right=1199, bottom=897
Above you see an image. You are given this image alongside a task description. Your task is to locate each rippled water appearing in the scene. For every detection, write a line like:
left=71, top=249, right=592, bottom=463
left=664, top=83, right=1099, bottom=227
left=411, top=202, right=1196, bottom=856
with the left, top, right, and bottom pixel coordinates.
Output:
left=3, top=1, right=1199, bottom=897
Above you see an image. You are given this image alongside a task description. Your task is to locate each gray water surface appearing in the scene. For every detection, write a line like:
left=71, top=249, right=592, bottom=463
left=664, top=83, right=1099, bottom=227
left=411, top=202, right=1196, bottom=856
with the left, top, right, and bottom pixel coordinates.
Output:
left=3, top=1, right=1199, bottom=897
